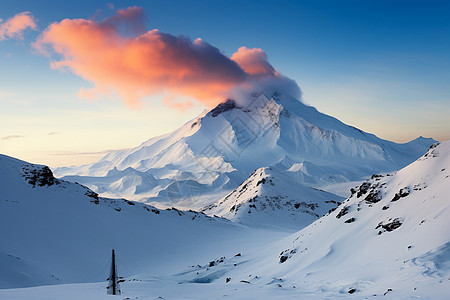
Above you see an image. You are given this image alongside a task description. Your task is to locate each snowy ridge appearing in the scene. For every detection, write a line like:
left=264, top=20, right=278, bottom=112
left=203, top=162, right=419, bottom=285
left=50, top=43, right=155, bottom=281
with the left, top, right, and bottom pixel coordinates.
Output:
left=0, top=154, right=266, bottom=289
left=54, top=91, right=435, bottom=209
left=203, top=167, right=344, bottom=230
left=0, top=143, right=448, bottom=297
left=183, top=141, right=450, bottom=298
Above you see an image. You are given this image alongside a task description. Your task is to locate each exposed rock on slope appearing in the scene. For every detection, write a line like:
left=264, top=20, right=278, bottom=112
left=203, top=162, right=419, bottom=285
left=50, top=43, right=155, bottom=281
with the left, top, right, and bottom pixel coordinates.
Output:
left=188, top=141, right=450, bottom=298
left=203, top=167, right=343, bottom=230
left=55, top=91, right=435, bottom=208
left=0, top=154, right=245, bottom=289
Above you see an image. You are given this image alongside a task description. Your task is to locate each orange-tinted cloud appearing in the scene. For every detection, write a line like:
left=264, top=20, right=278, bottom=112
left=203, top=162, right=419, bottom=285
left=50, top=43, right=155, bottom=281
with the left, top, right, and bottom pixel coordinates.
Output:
left=35, top=7, right=298, bottom=109
left=0, top=11, right=37, bottom=40
left=231, top=46, right=276, bottom=76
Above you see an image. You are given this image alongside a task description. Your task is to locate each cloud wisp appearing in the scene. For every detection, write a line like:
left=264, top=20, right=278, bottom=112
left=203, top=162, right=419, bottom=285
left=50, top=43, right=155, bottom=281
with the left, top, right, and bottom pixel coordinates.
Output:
left=1, top=135, right=25, bottom=141
left=35, top=6, right=300, bottom=109
left=0, top=11, right=37, bottom=40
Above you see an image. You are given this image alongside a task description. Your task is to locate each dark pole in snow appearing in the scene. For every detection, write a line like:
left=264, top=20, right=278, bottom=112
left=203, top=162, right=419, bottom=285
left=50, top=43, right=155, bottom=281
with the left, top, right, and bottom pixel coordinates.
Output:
left=111, top=249, right=116, bottom=295
left=107, top=249, right=121, bottom=295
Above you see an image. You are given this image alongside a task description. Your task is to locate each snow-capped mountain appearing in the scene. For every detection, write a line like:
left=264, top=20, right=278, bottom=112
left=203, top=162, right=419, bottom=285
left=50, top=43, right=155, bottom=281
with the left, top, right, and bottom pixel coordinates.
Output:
left=180, top=141, right=450, bottom=298
left=203, top=167, right=344, bottom=230
left=0, top=154, right=282, bottom=289
left=55, top=91, right=435, bottom=211
left=6, top=141, right=448, bottom=299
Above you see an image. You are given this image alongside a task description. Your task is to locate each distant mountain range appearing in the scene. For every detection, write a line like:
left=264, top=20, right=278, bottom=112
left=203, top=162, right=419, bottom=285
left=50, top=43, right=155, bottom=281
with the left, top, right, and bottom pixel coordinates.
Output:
left=1, top=95, right=448, bottom=298
left=55, top=91, right=434, bottom=199
left=54, top=90, right=435, bottom=227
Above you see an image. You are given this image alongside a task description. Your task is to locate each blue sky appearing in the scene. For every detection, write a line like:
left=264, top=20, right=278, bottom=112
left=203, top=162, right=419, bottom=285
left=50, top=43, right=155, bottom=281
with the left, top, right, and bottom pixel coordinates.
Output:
left=1, top=0, right=449, bottom=167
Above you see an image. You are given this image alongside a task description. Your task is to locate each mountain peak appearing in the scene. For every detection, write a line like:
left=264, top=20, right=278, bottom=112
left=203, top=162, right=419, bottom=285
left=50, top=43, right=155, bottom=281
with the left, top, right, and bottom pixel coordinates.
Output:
left=202, top=166, right=343, bottom=230
left=208, top=99, right=238, bottom=117
left=54, top=92, right=436, bottom=208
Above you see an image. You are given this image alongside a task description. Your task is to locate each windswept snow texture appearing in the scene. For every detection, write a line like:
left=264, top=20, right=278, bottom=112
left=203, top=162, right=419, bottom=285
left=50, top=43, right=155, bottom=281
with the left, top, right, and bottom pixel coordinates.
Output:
left=203, top=167, right=344, bottom=230
left=2, top=142, right=449, bottom=298
left=55, top=91, right=435, bottom=210
left=180, top=141, right=450, bottom=298
left=0, top=154, right=286, bottom=289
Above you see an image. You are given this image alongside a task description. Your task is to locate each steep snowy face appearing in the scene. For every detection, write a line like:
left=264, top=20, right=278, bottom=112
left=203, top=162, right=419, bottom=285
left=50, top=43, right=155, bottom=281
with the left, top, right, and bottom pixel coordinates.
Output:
left=1, top=142, right=448, bottom=299
left=0, top=154, right=248, bottom=289
left=54, top=91, right=435, bottom=207
left=193, top=141, right=450, bottom=297
left=203, top=167, right=344, bottom=230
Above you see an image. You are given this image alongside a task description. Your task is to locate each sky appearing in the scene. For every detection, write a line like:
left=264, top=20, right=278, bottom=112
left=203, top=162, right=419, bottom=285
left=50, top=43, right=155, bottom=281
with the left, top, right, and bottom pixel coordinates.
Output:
left=1, top=0, right=449, bottom=168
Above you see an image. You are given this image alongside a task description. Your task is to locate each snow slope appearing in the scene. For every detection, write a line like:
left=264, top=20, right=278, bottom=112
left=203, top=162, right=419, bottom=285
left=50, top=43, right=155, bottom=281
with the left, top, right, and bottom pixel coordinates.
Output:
left=203, top=167, right=344, bottom=230
left=2, top=141, right=449, bottom=298
left=55, top=91, right=435, bottom=209
left=0, top=154, right=289, bottom=289
left=167, top=141, right=450, bottom=298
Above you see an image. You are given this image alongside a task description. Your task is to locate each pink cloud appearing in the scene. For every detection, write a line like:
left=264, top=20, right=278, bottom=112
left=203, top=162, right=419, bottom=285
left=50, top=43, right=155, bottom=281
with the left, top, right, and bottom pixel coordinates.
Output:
left=0, top=11, right=37, bottom=40
left=231, top=46, right=276, bottom=76
left=35, top=7, right=298, bottom=109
